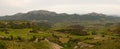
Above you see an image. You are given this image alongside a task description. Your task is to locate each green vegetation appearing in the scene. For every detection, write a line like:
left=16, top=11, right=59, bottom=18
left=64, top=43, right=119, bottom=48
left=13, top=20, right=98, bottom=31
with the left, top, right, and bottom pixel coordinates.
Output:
left=0, top=10, right=120, bottom=49
left=0, top=20, right=119, bottom=49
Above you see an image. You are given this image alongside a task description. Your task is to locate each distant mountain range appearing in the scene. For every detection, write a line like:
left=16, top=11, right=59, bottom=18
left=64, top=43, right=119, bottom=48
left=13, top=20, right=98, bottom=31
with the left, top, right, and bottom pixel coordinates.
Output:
left=0, top=10, right=120, bottom=23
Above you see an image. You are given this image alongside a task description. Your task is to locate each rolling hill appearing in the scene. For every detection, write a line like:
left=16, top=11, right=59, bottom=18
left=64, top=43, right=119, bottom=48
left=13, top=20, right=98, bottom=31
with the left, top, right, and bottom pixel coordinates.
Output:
left=0, top=10, right=120, bottom=23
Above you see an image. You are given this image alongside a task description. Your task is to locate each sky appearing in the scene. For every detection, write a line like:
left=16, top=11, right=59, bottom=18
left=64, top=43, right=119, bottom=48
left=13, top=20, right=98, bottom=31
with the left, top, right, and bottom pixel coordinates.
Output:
left=0, top=0, right=120, bottom=16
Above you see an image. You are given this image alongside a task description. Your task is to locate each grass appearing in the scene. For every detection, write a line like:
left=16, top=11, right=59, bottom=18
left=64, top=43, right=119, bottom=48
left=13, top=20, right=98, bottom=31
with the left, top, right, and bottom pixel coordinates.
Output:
left=0, top=28, right=51, bottom=40
left=59, top=38, right=70, bottom=43
left=0, top=27, right=119, bottom=49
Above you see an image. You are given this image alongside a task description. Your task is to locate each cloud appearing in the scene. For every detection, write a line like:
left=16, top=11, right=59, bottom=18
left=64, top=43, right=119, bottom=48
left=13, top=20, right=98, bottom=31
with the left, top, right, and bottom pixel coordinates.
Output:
left=0, top=0, right=120, bottom=16
left=0, top=0, right=33, bottom=7
left=46, top=4, right=120, bottom=14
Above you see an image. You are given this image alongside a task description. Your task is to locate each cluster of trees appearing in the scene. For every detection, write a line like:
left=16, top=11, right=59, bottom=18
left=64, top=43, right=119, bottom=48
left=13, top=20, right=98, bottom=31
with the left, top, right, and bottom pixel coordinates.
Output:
left=0, top=21, right=34, bottom=29
left=55, top=25, right=88, bottom=35
left=52, top=22, right=120, bottom=36
left=0, top=21, right=52, bottom=29
left=109, top=24, right=120, bottom=34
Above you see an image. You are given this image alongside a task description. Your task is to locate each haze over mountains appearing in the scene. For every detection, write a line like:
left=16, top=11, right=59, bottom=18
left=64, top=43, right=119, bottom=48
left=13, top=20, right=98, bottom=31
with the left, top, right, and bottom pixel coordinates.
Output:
left=0, top=10, right=120, bottom=23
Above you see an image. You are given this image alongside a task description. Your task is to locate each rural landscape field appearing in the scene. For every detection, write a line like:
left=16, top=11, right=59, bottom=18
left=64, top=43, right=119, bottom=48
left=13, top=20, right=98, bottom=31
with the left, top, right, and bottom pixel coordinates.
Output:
left=0, top=10, right=120, bottom=49
left=0, top=0, right=120, bottom=49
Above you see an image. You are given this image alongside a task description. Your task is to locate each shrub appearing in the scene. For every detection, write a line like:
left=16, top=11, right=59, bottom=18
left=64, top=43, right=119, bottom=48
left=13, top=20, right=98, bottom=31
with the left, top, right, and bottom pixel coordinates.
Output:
left=0, top=41, right=7, bottom=49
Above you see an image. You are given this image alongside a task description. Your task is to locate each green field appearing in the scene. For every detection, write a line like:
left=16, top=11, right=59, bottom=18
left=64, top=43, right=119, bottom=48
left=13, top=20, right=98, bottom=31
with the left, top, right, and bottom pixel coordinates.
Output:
left=0, top=21, right=120, bottom=49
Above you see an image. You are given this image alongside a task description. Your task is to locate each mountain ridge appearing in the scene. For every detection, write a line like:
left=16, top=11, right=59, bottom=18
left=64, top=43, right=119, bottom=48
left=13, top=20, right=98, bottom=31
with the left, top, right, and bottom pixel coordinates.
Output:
left=0, top=10, right=120, bottom=23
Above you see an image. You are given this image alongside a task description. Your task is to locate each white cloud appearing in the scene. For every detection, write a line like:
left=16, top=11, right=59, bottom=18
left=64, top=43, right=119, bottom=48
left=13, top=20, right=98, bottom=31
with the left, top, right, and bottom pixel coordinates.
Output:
left=0, top=0, right=120, bottom=16
left=118, top=0, right=120, bottom=2
left=46, top=4, right=120, bottom=14
left=1, top=0, right=33, bottom=7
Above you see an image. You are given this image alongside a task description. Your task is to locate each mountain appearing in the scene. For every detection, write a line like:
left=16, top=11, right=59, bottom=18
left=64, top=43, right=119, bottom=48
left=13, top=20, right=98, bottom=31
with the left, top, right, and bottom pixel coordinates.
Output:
left=0, top=10, right=120, bottom=23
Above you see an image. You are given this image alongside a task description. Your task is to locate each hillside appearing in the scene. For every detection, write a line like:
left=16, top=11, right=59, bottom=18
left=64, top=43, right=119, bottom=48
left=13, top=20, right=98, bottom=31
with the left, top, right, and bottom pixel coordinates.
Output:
left=0, top=10, right=120, bottom=23
left=0, top=10, right=120, bottom=49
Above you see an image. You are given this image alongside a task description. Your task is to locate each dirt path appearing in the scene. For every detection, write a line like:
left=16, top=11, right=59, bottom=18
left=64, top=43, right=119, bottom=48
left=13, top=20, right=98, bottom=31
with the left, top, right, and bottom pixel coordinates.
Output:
left=50, top=42, right=63, bottom=49
left=45, top=38, right=63, bottom=49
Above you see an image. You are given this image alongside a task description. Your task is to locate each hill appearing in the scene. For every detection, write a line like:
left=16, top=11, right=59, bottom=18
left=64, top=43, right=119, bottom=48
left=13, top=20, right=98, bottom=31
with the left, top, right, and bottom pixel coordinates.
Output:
left=0, top=10, right=120, bottom=23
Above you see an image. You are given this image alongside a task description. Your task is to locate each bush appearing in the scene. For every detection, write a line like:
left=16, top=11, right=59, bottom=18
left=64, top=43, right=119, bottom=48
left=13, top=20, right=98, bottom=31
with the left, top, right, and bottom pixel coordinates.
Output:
left=16, top=36, right=24, bottom=41
left=33, top=40, right=51, bottom=49
left=0, top=41, right=7, bottom=49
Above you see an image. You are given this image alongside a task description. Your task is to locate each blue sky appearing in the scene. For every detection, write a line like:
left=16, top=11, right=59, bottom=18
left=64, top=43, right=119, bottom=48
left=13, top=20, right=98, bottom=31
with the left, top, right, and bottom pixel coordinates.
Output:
left=0, top=0, right=120, bottom=16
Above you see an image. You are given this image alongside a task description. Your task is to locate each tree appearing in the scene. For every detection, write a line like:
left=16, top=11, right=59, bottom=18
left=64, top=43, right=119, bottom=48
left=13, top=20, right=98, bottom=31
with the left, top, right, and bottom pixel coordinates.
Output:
left=3, top=28, right=9, bottom=34
left=30, top=28, right=40, bottom=33
left=55, top=25, right=87, bottom=35
left=0, top=41, right=6, bottom=49
left=110, top=24, right=120, bottom=34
